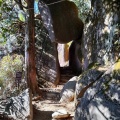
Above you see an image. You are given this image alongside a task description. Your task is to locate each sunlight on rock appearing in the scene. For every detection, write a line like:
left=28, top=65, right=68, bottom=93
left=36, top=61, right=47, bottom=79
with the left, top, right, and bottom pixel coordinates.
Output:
left=60, top=76, right=78, bottom=103
left=102, top=26, right=110, bottom=33
left=114, top=59, right=120, bottom=70
left=52, top=109, right=70, bottom=119
left=112, top=93, right=119, bottom=101
left=89, top=104, right=110, bottom=120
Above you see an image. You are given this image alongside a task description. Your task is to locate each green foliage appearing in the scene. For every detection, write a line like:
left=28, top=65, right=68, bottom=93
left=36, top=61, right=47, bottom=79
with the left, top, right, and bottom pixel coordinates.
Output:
left=0, top=54, right=23, bottom=87
left=18, top=10, right=26, bottom=22
left=0, top=0, right=26, bottom=53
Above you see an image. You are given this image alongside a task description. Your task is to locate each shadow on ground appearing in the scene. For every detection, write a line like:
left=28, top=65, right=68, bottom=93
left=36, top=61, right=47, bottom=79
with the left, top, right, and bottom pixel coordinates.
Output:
left=33, top=106, right=53, bottom=120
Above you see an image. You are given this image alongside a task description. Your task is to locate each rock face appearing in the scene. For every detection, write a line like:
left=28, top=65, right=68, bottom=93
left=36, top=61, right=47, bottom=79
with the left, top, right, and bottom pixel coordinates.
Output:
left=75, top=69, right=103, bottom=100
left=82, top=0, right=120, bottom=68
left=36, top=30, right=60, bottom=86
left=60, top=76, right=78, bottom=103
left=75, top=61, right=120, bottom=120
left=0, top=89, right=30, bottom=120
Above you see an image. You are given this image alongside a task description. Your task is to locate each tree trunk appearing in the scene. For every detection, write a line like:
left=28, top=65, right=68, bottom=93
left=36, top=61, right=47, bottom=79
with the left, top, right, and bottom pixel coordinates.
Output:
left=27, top=0, right=38, bottom=95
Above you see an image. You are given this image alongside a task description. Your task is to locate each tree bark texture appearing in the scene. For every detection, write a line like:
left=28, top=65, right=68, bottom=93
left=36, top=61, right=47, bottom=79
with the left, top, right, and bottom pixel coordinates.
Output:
left=27, top=0, right=38, bottom=95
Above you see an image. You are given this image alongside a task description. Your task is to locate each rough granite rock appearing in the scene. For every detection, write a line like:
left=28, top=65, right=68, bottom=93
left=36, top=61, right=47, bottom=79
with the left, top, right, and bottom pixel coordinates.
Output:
left=75, top=69, right=103, bottom=98
left=60, top=76, right=78, bottom=103
left=75, top=61, right=120, bottom=120
left=0, top=89, right=30, bottom=120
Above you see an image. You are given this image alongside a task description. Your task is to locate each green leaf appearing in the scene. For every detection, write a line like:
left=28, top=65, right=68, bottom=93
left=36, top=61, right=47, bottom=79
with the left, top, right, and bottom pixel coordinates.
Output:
left=18, top=10, right=26, bottom=22
left=0, top=0, right=2, bottom=6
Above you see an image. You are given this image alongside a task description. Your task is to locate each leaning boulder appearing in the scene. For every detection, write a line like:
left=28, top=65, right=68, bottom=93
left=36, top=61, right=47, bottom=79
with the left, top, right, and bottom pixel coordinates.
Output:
left=75, top=69, right=103, bottom=101
left=59, top=76, right=78, bottom=103
left=75, top=60, right=120, bottom=120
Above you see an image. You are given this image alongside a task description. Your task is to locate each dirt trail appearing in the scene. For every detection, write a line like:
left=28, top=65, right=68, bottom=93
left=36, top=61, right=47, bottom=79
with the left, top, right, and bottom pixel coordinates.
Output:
left=33, top=67, right=75, bottom=120
left=33, top=90, right=74, bottom=120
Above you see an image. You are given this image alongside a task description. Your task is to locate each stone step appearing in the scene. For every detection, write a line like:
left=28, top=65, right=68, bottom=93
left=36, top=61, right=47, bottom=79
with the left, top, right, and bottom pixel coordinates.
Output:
left=60, top=67, right=74, bottom=74
left=39, top=88, right=61, bottom=101
left=58, top=82, right=66, bottom=85
left=61, top=74, right=74, bottom=77
left=39, top=88, right=62, bottom=93
left=60, top=67, right=75, bottom=83
left=60, top=74, right=74, bottom=83
left=57, top=85, right=64, bottom=89
left=60, top=75, right=74, bottom=79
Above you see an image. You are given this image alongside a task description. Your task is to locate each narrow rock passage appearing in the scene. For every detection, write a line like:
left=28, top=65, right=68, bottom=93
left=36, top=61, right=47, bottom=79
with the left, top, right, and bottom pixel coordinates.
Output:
left=33, top=93, right=74, bottom=120
left=33, top=67, right=75, bottom=120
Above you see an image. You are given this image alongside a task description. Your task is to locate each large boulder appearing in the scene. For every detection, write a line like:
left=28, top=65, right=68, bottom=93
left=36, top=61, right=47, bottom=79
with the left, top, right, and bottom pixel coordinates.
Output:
left=0, top=89, right=31, bottom=120
left=76, top=69, right=103, bottom=95
left=75, top=69, right=103, bottom=104
left=75, top=60, right=120, bottom=120
left=60, top=76, right=78, bottom=103
left=36, top=34, right=60, bottom=86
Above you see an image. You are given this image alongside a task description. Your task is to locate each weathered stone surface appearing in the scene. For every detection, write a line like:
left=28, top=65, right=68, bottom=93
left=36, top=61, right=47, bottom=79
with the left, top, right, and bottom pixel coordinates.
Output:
left=75, top=61, right=120, bottom=120
left=60, top=76, right=78, bottom=103
left=36, top=33, right=60, bottom=85
left=52, top=109, right=70, bottom=119
left=0, top=89, right=30, bottom=120
left=75, top=69, right=103, bottom=99
left=82, top=0, right=120, bottom=68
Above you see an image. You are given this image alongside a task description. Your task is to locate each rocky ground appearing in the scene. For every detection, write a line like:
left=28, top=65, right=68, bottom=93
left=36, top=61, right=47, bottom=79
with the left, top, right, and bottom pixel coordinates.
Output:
left=32, top=67, right=75, bottom=120
left=33, top=86, right=75, bottom=120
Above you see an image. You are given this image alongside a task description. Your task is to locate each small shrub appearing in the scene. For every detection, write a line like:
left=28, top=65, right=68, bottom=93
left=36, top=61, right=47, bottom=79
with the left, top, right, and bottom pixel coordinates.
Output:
left=0, top=54, right=24, bottom=96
